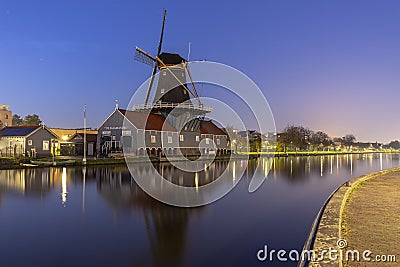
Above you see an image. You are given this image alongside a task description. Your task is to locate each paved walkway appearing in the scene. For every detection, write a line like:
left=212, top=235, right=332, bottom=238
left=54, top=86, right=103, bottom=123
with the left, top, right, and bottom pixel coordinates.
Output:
left=308, top=168, right=400, bottom=267
left=341, top=171, right=400, bottom=267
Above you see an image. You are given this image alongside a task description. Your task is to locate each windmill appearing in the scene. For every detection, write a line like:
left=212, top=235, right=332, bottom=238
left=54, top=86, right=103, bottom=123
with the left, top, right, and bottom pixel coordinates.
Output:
left=133, top=9, right=211, bottom=131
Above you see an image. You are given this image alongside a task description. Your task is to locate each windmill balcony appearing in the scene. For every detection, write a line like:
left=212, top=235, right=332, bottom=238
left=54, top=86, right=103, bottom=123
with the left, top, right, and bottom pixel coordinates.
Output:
left=131, top=103, right=213, bottom=113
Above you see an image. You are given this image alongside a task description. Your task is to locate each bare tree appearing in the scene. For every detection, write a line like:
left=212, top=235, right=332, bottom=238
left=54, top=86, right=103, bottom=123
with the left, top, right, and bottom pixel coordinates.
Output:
left=342, top=134, right=356, bottom=150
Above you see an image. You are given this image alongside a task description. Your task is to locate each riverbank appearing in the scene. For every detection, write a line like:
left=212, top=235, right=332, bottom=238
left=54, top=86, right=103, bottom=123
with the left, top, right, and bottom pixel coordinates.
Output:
left=248, top=150, right=400, bottom=157
left=306, top=167, right=400, bottom=267
left=0, top=154, right=234, bottom=170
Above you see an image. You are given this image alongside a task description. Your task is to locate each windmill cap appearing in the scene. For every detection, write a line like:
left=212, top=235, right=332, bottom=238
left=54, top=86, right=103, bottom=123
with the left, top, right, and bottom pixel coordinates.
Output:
left=158, top=52, right=186, bottom=65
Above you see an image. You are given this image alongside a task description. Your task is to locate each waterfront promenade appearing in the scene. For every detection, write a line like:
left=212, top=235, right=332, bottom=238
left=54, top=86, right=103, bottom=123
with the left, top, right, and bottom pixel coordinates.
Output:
left=308, top=168, right=400, bottom=267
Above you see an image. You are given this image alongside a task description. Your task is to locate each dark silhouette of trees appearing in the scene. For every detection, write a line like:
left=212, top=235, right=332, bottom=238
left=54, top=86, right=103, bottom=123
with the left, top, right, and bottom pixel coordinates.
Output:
left=387, top=140, right=400, bottom=149
left=12, top=114, right=42, bottom=126
left=277, top=125, right=357, bottom=151
left=12, top=114, right=23, bottom=126
left=279, top=125, right=312, bottom=151
left=342, top=134, right=356, bottom=150
left=310, top=131, right=330, bottom=149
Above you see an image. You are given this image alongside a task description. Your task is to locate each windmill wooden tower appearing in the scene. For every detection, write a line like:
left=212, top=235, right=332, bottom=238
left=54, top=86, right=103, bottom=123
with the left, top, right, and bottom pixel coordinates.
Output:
left=133, top=9, right=211, bottom=131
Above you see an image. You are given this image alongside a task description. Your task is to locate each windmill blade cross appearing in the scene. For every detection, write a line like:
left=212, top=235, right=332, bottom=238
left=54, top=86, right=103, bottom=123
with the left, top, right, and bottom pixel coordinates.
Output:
left=134, top=46, right=156, bottom=67
left=157, top=9, right=167, bottom=56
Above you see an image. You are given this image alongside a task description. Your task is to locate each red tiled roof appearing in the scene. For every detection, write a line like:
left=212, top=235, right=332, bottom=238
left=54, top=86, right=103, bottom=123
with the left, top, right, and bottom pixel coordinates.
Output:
left=200, top=120, right=227, bottom=136
left=118, top=109, right=176, bottom=132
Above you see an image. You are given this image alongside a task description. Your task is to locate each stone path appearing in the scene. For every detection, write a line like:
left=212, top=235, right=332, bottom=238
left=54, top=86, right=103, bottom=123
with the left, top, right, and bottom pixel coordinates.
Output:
left=341, top=171, right=400, bottom=267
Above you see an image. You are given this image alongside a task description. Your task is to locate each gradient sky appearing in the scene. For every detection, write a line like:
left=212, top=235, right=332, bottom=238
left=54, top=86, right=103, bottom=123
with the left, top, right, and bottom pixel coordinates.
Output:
left=1, top=1, right=400, bottom=142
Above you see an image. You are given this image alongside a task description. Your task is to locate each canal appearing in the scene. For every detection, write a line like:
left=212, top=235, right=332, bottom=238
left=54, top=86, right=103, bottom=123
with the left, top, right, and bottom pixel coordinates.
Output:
left=0, top=153, right=399, bottom=267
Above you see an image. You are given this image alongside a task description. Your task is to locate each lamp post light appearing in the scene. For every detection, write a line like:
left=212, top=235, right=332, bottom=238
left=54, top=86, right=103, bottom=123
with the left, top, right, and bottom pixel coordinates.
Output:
left=232, top=139, right=237, bottom=154
left=305, top=135, right=309, bottom=152
left=51, top=138, right=57, bottom=166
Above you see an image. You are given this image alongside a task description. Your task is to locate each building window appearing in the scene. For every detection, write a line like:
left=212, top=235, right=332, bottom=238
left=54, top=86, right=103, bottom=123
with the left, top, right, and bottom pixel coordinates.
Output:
left=168, top=136, right=173, bottom=144
left=28, top=140, right=32, bottom=146
left=217, top=139, right=220, bottom=145
left=161, top=88, right=165, bottom=94
left=163, top=71, right=166, bottom=76
left=151, top=135, right=156, bottom=143
left=179, top=134, right=184, bottom=142
left=122, top=130, right=131, bottom=136
left=183, top=90, right=187, bottom=94
left=112, top=135, right=116, bottom=141
left=4, top=122, right=7, bottom=126
left=206, top=138, right=210, bottom=145
left=43, top=140, right=50, bottom=151
left=196, top=136, right=200, bottom=142
left=181, top=72, right=185, bottom=77
left=5, top=114, right=8, bottom=119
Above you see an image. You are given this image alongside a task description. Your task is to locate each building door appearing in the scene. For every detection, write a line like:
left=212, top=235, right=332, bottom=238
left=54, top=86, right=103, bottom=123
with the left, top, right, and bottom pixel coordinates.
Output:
left=88, top=143, right=94, bottom=156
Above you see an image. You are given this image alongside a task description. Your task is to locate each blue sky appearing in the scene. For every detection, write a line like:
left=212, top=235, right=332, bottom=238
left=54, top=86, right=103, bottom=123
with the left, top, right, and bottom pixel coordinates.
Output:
left=1, top=1, right=400, bottom=142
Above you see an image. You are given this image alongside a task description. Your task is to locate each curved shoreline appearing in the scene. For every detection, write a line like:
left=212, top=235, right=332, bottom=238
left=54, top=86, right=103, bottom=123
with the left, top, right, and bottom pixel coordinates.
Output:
left=304, top=167, right=400, bottom=267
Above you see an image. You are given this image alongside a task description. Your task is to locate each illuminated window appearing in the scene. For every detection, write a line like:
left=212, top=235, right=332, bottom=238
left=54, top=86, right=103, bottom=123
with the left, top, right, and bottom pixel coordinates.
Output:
left=151, top=136, right=156, bottom=143
left=206, top=138, right=210, bottom=145
left=180, top=134, right=184, bottom=142
left=196, top=136, right=200, bottom=142
left=168, top=136, right=172, bottom=143
left=163, top=71, right=166, bottom=76
left=28, top=140, right=33, bottom=146
left=161, top=88, right=165, bottom=94
left=43, top=140, right=49, bottom=151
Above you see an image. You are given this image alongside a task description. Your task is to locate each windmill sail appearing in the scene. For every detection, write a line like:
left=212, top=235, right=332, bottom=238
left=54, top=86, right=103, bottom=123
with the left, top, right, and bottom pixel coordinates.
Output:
left=134, top=47, right=155, bottom=67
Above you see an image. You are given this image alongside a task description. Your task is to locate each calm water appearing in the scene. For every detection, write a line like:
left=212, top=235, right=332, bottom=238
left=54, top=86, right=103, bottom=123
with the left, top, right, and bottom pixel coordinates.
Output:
left=1, top=154, right=399, bottom=267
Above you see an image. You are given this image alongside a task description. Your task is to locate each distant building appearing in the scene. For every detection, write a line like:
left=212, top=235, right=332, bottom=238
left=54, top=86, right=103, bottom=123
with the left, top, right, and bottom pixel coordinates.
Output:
left=97, top=107, right=229, bottom=157
left=50, top=128, right=98, bottom=156
left=0, top=125, right=58, bottom=157
left=0, top=104, right=12, bottom=128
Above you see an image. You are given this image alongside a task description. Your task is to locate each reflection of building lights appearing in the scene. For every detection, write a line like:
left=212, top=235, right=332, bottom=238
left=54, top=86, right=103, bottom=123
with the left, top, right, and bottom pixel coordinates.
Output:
left=337, top=154, right=339, bottom=171
left=290, top=159, right=293, bottom=176
left=61, top=167, right=68, bottom=206
left=232, top=161, right=236, bottom=181
left=320, top=156, right=323, bottom=177
left=350, top=154, right=353, bottom=175
left=264, top=158, right=269, bottom=177
left=195, top=172, right=199, bottom=192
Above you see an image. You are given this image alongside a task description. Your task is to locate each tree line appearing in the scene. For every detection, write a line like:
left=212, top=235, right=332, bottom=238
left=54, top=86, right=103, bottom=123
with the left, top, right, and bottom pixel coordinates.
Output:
left=277, top=125, right=356, bottom=152
left=12, top=114, right=42, bottom=126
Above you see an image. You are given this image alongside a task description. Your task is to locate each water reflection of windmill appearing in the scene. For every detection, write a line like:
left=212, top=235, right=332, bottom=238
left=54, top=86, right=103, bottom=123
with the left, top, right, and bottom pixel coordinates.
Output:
left=133, top=9, right=212, bottom=131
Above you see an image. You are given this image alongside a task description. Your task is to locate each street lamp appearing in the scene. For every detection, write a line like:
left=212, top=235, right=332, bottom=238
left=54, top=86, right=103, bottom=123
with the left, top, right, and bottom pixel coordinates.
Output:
left=51, top=138, right=58, bottom=166
left=305, top=135, right=309, bottom=151
left=232, top=139, right=237, bottom=154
